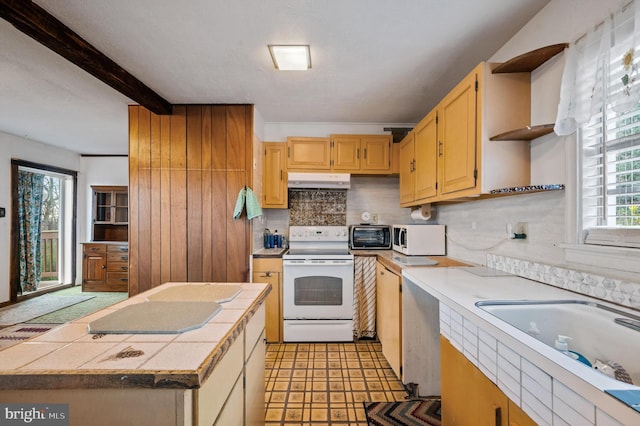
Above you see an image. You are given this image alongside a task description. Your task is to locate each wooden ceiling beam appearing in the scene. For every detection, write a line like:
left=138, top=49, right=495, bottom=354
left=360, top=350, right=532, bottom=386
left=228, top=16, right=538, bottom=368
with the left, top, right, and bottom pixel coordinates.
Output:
left=0, top=0, right=173, bottom=115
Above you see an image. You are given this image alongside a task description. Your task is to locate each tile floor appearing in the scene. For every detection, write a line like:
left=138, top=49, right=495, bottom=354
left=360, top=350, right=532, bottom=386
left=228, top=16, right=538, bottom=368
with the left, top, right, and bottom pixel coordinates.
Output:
left=265, top=341, right=409, bottom=425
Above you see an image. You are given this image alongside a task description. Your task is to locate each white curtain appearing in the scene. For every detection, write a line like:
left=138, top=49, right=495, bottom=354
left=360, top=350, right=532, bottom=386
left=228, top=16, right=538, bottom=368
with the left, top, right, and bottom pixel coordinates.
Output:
left=555, top=0, right=640, bottom=135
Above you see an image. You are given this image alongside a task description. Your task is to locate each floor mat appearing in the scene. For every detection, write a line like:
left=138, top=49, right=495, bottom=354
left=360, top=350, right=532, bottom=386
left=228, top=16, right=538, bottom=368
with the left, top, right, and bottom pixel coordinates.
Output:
left=363, top=398, right=442, bottom=426
left=0, top=294, right=94, bottom=326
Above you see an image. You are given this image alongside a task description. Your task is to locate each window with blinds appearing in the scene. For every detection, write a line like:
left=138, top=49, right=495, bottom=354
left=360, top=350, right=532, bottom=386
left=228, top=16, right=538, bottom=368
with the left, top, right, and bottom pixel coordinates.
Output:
left=580, top=4, right=640, bottom=248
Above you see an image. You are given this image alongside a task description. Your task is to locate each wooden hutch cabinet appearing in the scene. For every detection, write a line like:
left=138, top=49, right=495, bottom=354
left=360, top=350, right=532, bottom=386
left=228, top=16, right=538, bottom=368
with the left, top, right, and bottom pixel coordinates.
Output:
left=82, top=185, right=129, bottom=292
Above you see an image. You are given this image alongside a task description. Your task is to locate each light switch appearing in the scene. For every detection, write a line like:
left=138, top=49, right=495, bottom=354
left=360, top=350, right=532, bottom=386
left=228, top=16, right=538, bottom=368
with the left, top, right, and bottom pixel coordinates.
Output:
left=0, top=207, right=5, bottom=218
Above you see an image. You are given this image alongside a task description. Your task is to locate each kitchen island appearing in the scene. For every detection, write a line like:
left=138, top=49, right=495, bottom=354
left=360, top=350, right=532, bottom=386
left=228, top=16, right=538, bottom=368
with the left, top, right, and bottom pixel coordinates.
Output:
left=0, top=282, right=270, bottom=426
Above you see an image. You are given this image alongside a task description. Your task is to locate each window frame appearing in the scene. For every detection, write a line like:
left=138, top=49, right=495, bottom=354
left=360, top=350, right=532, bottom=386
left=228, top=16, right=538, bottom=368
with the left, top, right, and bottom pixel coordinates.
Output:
left=10, top=159, right=78, bottom=302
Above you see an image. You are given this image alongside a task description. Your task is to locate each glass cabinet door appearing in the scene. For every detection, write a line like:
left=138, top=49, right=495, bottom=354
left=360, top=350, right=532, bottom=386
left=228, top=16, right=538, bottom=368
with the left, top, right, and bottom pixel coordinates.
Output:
left=94, top=191, right=112, bottom=223
left=114, top=192, right=128, bottom=224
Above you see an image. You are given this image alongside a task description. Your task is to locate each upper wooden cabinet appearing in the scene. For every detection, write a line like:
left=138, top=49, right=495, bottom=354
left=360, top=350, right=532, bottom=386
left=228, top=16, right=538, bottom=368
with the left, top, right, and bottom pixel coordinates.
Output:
left=331, top=134, right=393, bottom=173
left=286, top=134, right=394, bottom=174
left=438, top=68, right=479, bottom=196
left=286, top=137, right=331, bottom=170
left=91, top=185, right=128, bottom=242
left=399, top=110, right=438, bottom=207
left=400, top=61, right=531, bottom=206
left=262, top=143, right=288, bottom=208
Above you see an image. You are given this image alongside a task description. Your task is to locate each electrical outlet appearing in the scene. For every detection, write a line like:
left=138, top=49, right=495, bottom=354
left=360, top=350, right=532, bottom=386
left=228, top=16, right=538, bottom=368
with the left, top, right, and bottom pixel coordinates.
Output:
left=514, top=222, right=528, bottom=239
left=371, top=213, right=378, bottom=224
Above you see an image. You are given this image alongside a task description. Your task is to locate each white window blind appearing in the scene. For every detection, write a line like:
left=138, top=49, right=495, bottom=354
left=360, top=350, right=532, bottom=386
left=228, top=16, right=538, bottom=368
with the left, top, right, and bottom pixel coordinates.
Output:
left=576, top=1, right=640, bottom=248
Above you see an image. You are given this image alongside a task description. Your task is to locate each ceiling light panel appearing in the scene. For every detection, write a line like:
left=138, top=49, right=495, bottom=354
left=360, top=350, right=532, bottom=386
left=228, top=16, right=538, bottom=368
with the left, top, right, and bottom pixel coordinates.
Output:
left=268, top=45, right=311, bottom=70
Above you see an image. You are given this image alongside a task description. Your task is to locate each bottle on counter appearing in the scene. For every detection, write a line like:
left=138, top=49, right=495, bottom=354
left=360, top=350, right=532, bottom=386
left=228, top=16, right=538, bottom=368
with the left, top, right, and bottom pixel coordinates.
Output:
left=274, top=229, right=281, bottom=248
left=263, top=228, right=271, bottom=249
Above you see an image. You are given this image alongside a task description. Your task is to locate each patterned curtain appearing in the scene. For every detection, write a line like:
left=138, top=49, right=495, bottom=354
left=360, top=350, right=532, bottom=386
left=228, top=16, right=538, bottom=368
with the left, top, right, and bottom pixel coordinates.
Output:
left=17, top=170, right=45, bottom=293
left=353, top=256, right=377, bottom=339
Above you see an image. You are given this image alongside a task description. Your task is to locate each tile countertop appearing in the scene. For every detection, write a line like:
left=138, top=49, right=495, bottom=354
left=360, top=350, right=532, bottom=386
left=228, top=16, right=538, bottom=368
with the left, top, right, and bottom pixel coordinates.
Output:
left=402, top=266, right=640, bottom=424
left=0, top=282, right=270, bottom=390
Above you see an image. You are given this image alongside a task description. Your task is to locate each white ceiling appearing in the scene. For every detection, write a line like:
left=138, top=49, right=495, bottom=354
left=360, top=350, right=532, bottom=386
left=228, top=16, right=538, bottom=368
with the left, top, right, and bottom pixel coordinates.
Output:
left=0, top=0, right=550, bottom=155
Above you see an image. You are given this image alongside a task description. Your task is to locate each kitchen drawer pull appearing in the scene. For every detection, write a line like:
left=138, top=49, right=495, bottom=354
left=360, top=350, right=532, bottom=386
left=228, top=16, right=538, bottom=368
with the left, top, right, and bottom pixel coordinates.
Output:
left=90, top=247, right=100, bottom=251
left=119, top=278, right=128, bottom=282
left=121, top=256, right=128, bottom=260
left=119, top=247, right=128, bottom=252
left=120, top=266, right=128, bottom=271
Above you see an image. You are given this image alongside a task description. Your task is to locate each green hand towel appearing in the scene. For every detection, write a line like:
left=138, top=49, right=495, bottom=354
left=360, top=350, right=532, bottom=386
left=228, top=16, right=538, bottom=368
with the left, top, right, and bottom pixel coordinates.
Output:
left=245, top=187, right=263, bottom=220
left=233, top=188, right=245, bottom=219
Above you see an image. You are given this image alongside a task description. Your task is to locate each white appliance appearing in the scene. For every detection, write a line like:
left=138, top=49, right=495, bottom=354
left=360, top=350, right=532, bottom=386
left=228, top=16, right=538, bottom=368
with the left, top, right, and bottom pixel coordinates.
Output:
left=282, top=225, right=354, bottom=342
left=287, top=172, right=351, bottom=189
left=392, top=224, right=446, bottom=255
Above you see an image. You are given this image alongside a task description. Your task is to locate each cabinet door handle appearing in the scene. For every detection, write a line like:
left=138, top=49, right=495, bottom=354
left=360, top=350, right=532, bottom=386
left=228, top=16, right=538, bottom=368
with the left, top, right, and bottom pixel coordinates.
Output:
left=494, top=406, right=502, bottom=426
left=438, top=141, right=443, bottom=157
left=101, top=265, right=106, bottom=269
left=357, top=148, right=360, bottom=159
left=280, top=170, right=283, bottom=181
left=364, top=148, right=367, bottom=159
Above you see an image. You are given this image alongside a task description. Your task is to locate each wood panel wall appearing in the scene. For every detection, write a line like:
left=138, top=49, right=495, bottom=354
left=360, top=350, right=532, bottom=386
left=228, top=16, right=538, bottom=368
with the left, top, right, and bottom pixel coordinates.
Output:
left=128, top=105, right=253, bottom=295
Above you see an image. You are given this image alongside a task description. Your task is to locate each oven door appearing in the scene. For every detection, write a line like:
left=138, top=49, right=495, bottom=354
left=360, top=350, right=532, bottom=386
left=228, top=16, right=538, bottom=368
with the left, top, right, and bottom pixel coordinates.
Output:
left=283, top=259, right=354, bottom=319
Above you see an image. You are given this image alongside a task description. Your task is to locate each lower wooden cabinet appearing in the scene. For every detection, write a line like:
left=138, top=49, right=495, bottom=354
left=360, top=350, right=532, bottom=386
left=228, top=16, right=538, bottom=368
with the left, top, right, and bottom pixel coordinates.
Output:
left=440, top=336, right=535, bottom=426
left=252, top=258, right=282, bottom=342
left=82, top=243, right=128, bottom=292
left=375, top=261, right=402, bottom=379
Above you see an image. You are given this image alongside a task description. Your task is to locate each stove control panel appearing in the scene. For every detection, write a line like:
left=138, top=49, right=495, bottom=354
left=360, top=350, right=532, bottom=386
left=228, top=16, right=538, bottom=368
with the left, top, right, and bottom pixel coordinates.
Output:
left=289, top=226, right=349, bottom=241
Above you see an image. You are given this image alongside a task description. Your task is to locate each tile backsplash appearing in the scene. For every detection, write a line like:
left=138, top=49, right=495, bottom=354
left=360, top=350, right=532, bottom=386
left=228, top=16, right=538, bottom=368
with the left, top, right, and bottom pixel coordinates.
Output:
left=288, top=189, right=347, bottom=226
left=487, top=254, right=640, bottom=310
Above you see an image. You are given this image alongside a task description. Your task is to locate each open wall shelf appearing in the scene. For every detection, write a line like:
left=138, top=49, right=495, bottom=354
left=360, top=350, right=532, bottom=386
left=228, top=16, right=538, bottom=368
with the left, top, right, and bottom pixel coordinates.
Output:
left=491, top=43, right=569, bottom=74
left=490, top=124, right=555, bottom=141
left=490, top=43, right=568, bottom=141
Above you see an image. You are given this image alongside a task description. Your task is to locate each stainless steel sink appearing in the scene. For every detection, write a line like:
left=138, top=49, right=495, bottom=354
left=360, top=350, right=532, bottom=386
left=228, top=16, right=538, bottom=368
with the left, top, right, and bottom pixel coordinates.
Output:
left=475, top=299, right=640, bottom=385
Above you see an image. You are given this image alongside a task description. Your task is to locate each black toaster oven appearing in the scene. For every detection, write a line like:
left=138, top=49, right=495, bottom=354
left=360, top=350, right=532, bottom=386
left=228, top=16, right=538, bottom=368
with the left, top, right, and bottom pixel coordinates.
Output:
left=349, top=225, right=392, bottom=250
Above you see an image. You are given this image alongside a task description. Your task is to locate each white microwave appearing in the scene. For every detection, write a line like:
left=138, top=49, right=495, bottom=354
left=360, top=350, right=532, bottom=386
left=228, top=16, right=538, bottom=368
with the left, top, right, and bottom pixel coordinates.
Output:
left=392, top=224, right=445, bottom=255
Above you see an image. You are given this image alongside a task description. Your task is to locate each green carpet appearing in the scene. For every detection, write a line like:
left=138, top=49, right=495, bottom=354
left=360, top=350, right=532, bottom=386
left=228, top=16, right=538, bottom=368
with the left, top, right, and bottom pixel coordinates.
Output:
left=25, top=286, right=128, bottom=324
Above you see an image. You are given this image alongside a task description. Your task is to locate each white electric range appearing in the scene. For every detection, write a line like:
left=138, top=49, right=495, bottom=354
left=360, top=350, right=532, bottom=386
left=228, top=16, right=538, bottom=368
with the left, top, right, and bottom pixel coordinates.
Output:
left=282, top=226, right=355, bottom=342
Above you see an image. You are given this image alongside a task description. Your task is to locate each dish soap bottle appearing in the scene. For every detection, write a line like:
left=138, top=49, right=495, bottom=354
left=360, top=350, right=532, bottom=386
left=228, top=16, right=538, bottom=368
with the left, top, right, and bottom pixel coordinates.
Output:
left=273, top=229, right=281, bottom=248
left=555, top=335, right=578, bottom=360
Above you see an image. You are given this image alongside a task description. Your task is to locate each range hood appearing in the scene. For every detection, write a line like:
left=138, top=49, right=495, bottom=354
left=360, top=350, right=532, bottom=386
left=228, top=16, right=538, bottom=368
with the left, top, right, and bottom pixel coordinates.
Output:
left=287, top=172, right=351, bottom=189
